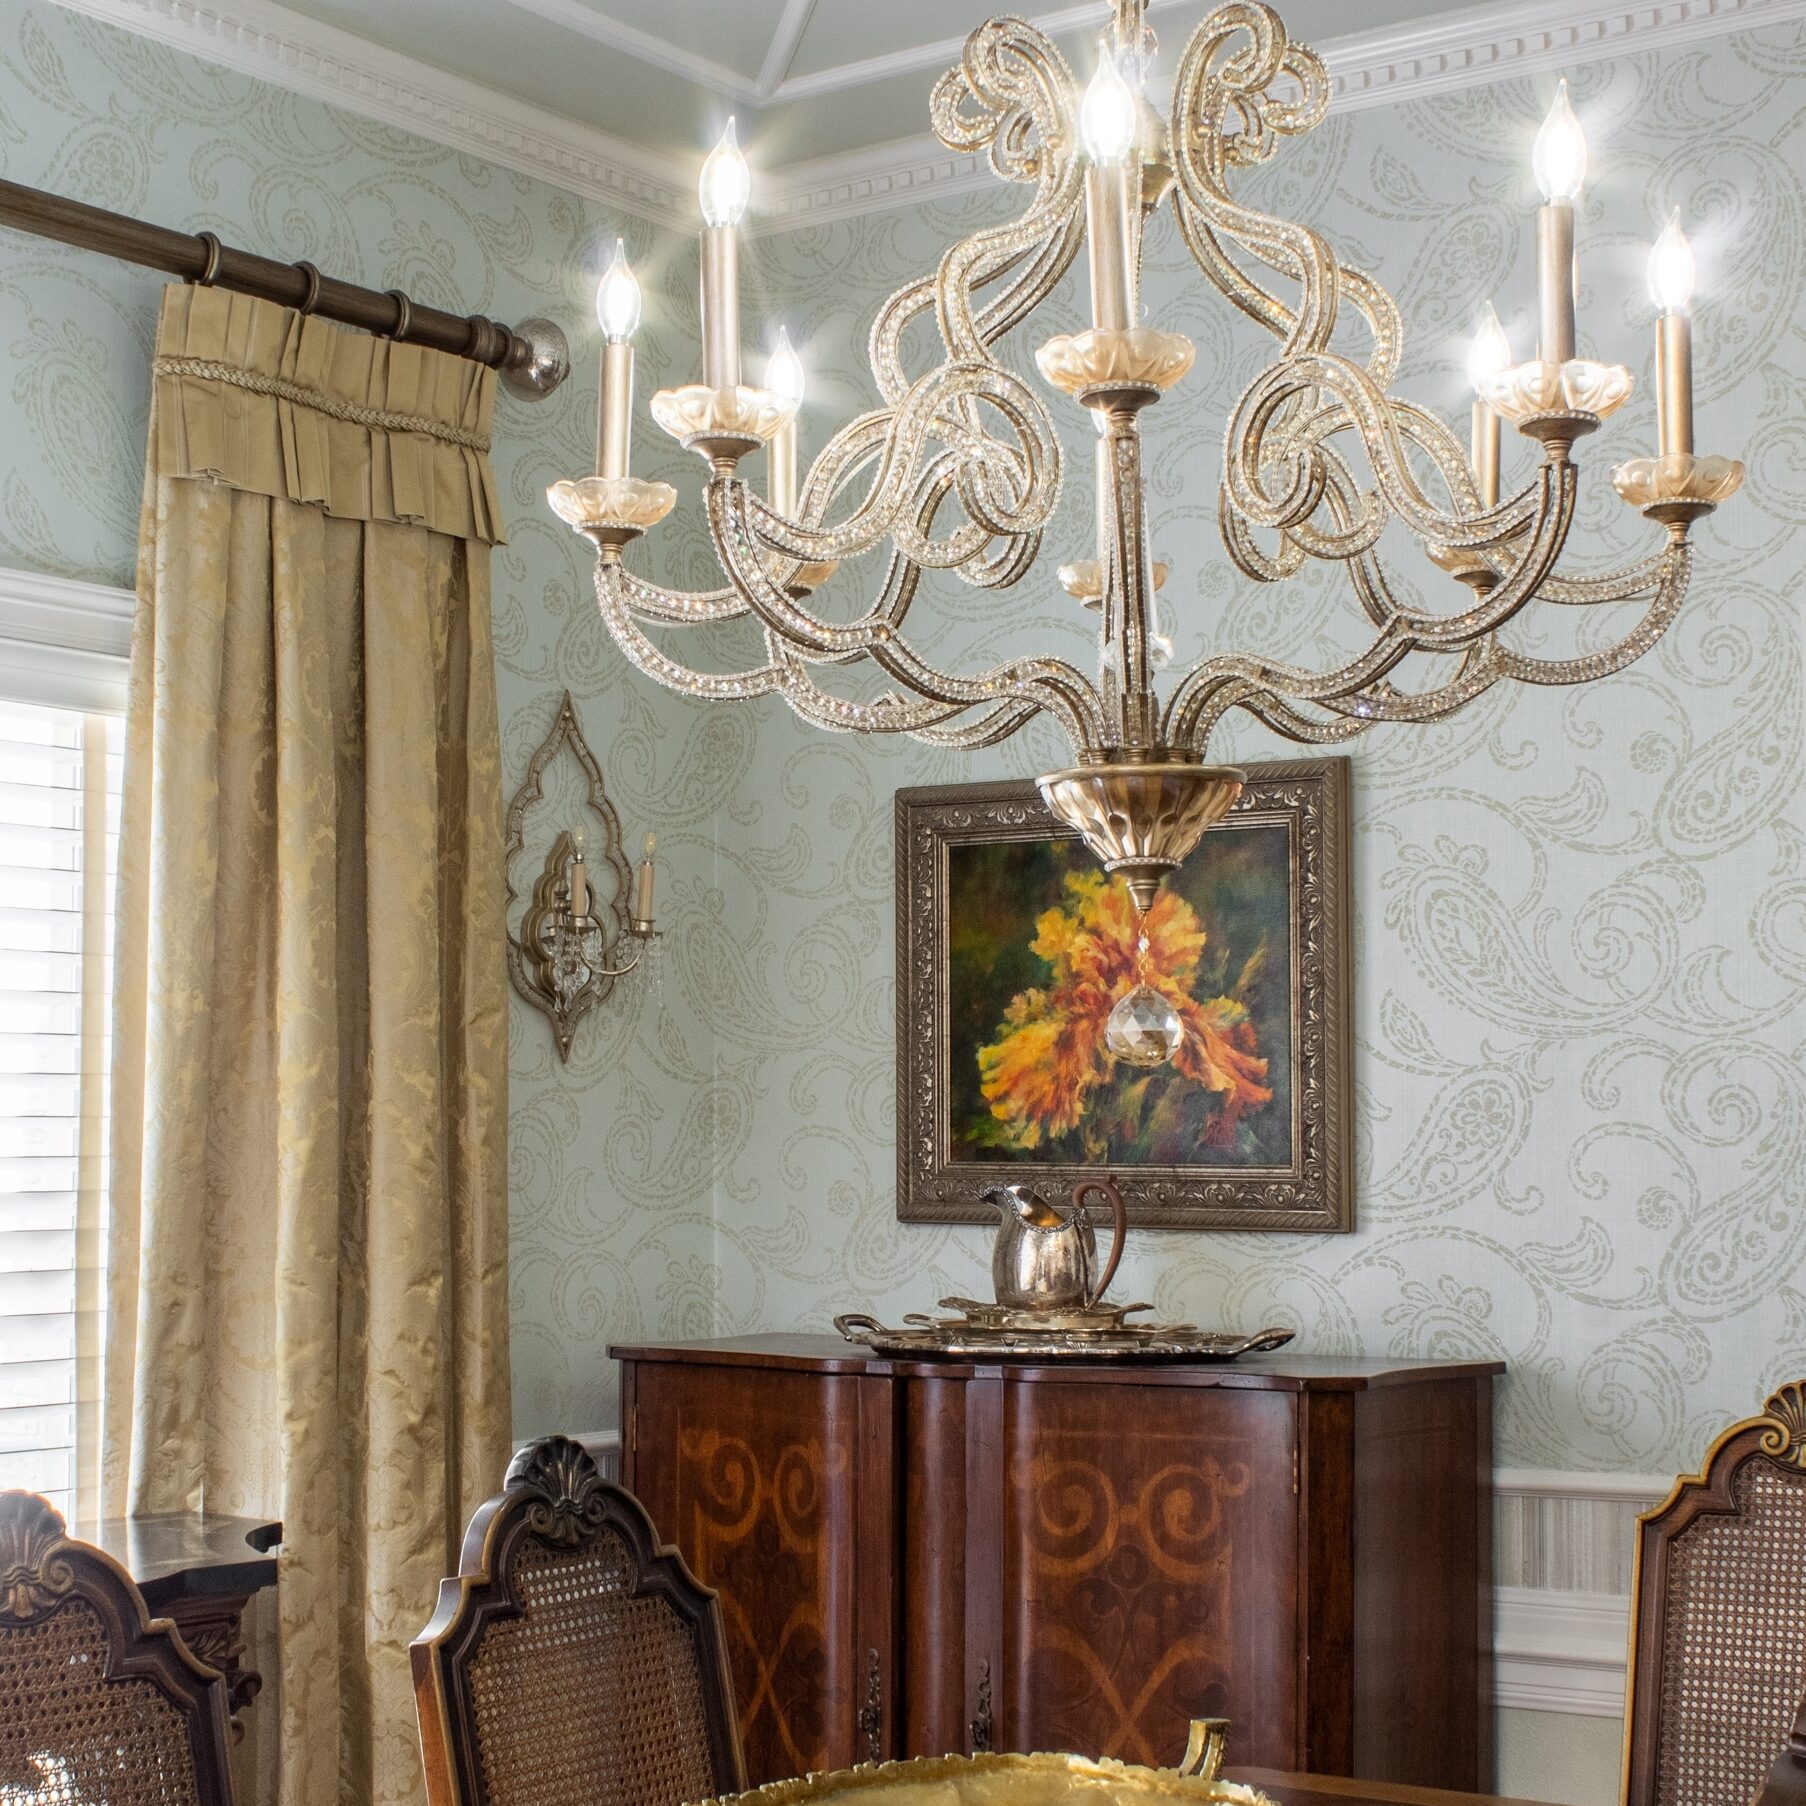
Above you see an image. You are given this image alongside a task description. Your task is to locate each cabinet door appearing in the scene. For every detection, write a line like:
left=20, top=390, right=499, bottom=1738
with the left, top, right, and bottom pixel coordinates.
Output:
left=988, top=1379, right=1299, bottom=1769
left=625, top=1362, right=897, bottom=1785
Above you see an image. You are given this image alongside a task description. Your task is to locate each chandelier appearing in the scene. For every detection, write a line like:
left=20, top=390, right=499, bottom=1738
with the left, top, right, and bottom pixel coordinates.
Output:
left=547, top=0, right=1742, bottom=917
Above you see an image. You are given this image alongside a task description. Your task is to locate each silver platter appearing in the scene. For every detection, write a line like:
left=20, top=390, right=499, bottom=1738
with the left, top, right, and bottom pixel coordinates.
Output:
left=834, top=1309, right=1295, bottom=1362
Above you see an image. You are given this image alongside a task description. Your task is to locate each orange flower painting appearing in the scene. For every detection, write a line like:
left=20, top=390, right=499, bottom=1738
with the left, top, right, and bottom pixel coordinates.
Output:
left=947, top=826, right=1291, bottom=1168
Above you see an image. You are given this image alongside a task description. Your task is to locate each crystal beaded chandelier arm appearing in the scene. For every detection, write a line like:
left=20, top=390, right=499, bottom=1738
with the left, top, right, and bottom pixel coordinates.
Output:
left=548, top=0, right=1742, bottom=911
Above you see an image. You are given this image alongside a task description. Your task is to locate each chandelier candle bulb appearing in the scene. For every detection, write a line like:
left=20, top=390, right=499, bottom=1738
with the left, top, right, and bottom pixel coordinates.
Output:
left=698, top=120, right=750, bottom=391
left=1081, top=51, right=1139, bottom=333
left=1532, top=82, right=1586, bottom=367
left=1649, top=214, right=1696, bottom=458
left=595, top=240, right=642, bottom=480
left=1467, top=303, right=1511, bottom=507
left=766, top=329, right=805, bottom=514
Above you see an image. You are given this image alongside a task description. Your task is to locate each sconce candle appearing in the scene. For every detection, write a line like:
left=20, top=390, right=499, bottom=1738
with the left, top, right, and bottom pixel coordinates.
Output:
left=1648, top=212, right=1696, bottom=458
left=567, top=827, right=592, bottom=920
left=1080, top=48, right=1138, bottom=334
left=766, top=329, right=805, bottom=514
left=1532, top=81, right=1586, bottom=366
left=635, top=832, right=658, bottom=923
left=698, top=120, right=750, bottom=390
left=595, top=239, right=642, bottom=480
left=1467, top=302, right=1511, bottom=507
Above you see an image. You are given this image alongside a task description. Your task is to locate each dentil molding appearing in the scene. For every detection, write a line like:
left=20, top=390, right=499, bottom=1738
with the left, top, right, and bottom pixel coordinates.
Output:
left=49, top=0, right=1806, bottom=234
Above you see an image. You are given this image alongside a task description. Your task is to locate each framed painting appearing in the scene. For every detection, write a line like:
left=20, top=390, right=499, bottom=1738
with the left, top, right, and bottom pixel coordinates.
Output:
left=895, top=757, right=1352, bottom=1231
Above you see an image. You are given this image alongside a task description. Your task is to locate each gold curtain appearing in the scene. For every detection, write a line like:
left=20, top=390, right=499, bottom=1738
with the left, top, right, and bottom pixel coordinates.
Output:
left=106, top=285, right=512, bottom=1806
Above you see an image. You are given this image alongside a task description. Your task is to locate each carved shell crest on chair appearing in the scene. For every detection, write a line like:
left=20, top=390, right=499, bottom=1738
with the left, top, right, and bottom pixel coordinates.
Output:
left=0, top=1493, right=77, bottom=1622
left=505, top=1435, right=609, bottom=1548
left=1760, top=1383, right=1806, bottom=1468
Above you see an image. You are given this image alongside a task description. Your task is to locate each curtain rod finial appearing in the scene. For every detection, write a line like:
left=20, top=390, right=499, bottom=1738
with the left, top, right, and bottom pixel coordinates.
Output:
left=502, top=317, right=571, bottom=398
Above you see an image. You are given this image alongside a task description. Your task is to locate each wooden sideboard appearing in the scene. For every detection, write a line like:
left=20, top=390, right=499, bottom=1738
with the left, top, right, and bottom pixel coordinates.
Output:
left=613, top=1337, right=1503, bottom=1794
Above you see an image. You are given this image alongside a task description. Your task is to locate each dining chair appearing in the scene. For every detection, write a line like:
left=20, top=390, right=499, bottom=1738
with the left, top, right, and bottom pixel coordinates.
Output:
left=0, top=1488, right=236, bottom=1806
left=411, top=1434, right=746, bottom=1806
left=1621, top=1379, right=1806, bottom=1806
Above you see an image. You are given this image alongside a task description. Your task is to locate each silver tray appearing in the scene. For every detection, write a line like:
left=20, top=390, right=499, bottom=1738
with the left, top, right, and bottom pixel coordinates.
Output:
left=834, top=1310, right=1295, bottom=1362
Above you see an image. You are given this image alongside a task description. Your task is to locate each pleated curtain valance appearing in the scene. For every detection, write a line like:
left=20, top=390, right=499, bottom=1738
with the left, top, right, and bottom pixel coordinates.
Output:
left=151, top=282, right=505, bottom=546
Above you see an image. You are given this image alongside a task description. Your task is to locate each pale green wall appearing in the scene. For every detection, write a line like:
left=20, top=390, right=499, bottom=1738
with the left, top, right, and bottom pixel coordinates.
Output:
left=0, top=0, right=727, bottom=1440
left=715, top=25, right=1806, bottom=1478
left=3, top=7, right=1803, bottom=1791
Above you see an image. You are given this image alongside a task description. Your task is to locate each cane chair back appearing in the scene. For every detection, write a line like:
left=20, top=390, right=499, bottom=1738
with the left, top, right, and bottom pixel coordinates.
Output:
left=1622, top=1381, right=1806, bottom=1806
left=412, top=1436, right=745, bottom=1806
left=0, top=1490, right=235, bottom=1806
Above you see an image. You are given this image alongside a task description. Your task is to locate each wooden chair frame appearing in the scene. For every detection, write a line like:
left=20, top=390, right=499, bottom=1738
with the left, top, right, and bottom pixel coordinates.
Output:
left=412, top=1436, right=747, bottom=1806
left=1621, top=1381, right=1806, bottom=1806
left=0, top=1490, right=236, bottom=1806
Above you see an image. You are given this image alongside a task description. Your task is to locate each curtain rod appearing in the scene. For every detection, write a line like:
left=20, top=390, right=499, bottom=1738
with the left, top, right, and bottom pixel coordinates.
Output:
left=0, top=178, right=571, bottom=397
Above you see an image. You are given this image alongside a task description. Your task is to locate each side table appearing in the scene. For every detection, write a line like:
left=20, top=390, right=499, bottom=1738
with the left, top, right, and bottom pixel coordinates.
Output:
left=82, top=1512, right=281, bottom=1738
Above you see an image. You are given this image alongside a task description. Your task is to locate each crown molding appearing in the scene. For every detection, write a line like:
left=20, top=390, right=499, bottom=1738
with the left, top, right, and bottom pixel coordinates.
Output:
left=49, top=0, right=689, bottom=224
left=50, top=0, right=1806, bottom=240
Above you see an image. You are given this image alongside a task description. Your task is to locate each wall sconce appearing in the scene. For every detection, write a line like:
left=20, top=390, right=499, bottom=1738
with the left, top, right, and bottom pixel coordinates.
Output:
left=505, top=691, right=661, bottom=1062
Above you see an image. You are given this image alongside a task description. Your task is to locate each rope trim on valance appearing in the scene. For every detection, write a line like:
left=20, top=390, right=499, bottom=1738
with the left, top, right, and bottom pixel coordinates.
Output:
left=153, top=355, right=492, bottom=453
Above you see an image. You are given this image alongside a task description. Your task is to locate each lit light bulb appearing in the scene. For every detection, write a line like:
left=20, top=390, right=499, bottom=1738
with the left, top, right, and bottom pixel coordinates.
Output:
left=595, top=238, right=642, bottom=342
left=1080, top=46, right=1139, bottom=166
left=1532, top=80, right=1587, bottom=203
left=1466, top=302, right=1512, bottom=392
left=699, top=118, right=751, bottom=228
left=766, top=328, right=805, bottom=408
left=1647, top=210, right=1695, bottom=314
left=569, top=826, right=588, bottom=856
left=642, top=831, right=657, bottom=859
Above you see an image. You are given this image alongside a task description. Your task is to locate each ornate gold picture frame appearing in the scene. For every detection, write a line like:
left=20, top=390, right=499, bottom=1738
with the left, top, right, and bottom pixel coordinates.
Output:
left=896, top=757, right=1352, bottom=1231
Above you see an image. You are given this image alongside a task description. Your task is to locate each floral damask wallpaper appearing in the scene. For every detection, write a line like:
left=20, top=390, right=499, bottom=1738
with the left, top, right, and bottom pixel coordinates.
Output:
left=712, top=25, right=1806, bottom=1476
left=1, top=0, right=1802, bottom=1483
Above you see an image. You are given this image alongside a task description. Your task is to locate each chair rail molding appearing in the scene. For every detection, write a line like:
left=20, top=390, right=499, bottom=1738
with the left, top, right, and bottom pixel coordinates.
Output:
left=49, top=0, right=1806, bottom=234
left=0, top=565, right=133, bottom=712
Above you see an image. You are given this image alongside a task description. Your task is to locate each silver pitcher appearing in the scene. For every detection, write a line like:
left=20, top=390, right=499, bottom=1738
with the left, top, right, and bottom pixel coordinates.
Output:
left=982, top=1176, right=1128, bottom=1313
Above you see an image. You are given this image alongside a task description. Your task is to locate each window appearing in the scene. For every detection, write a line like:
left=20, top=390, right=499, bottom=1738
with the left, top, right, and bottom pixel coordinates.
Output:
left=0, top=567, right=131, bottom=1520
left=0, top=701, right=121, bottom=1516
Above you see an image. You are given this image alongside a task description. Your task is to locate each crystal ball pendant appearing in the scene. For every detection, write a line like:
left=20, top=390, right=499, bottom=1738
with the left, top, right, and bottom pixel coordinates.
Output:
left=1105, top=983, right=1183, bottom=1068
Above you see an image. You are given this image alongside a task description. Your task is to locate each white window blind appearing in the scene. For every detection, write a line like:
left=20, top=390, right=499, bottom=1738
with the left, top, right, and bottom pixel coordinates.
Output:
left=0, top=699, right=121, bottom=1518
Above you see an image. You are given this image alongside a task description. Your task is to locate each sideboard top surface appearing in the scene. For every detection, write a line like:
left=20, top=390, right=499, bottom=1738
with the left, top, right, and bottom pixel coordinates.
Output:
left=610, top=1334, right=1504, bottom=1389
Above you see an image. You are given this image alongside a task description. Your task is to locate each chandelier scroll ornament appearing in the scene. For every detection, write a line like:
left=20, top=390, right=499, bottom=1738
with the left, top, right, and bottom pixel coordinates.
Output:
left=548, top=0, right=1741, bottom=914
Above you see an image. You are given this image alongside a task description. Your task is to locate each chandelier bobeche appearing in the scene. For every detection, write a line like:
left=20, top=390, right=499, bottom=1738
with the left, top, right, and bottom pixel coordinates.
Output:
left=549, top=0, right=1741, bottom=919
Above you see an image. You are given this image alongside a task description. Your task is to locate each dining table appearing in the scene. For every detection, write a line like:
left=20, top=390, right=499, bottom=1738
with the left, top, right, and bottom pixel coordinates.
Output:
left=1230, top=1774, right=1551, bottom=1806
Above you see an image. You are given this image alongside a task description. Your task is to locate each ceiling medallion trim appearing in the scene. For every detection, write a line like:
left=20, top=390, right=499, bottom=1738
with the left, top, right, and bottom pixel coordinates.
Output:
left=49, top=0, right=1806, bottom=235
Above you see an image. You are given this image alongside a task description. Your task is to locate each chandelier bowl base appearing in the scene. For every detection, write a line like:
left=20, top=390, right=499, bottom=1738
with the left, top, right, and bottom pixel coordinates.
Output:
left=1035, top=327, right=1196, bottom=402
left=546, top=475, right=677, bottom=550
left=650, top=382, right=797, bottom=469
left=1612, top=452, right=1745, bottom=527
left=1038, top=759, right=1246, bottom=915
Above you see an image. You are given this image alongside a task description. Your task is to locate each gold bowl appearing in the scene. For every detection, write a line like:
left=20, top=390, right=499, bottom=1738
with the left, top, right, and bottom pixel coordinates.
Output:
left=699, top=1743, right=1271, bottom=1806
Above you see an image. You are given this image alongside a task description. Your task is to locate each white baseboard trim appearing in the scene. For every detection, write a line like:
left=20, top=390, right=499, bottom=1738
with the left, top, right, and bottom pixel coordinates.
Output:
left=1496, top=1587, right=1630, bottom=1719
